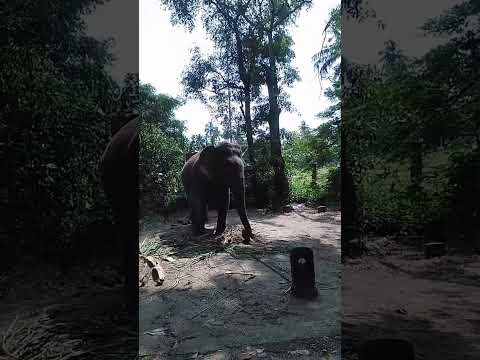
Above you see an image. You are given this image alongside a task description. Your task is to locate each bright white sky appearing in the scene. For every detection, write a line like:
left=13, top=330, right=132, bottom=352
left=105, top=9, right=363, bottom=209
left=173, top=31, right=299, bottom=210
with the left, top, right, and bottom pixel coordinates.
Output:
left=139, top=0, right=339, bottom=137
left=86, top=0, right=456, bottom=138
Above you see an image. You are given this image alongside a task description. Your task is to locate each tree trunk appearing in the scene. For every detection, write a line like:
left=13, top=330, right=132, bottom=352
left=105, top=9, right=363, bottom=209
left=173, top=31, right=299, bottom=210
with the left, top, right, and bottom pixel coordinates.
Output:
left=227, top=87, right=234, bottom=142
left=268, top=112, right=289, bottom=209
left=409, top=140, right=423, bottom=188
left=341, top=124, right=358, bottom=262
left=311, top=163, right=318, bottom=185
left=265, top=34, right=290, bottom=210
left=243, top=92, right=261, bottom=208
left=4, top=120, right=18, bottom=271
left=232, top=26, right=260, bottom=209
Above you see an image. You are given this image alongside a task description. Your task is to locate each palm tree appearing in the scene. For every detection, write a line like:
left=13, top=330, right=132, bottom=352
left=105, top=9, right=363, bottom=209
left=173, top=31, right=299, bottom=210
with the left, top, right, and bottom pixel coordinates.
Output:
left=313, top=5, right=341, bottom=84
left=312, top=5, right=341, bottom=122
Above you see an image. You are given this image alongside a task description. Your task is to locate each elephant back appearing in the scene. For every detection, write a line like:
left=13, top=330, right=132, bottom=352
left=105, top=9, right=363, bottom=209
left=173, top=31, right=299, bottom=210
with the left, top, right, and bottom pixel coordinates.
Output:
left=99, top=117, right=139, bottom=202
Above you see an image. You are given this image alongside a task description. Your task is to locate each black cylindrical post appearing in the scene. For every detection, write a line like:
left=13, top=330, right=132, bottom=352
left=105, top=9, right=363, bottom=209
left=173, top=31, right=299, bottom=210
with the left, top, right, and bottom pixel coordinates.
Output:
left=289, top=247, right=318, bottom=299
left=359, top=339, right=415, bottom=360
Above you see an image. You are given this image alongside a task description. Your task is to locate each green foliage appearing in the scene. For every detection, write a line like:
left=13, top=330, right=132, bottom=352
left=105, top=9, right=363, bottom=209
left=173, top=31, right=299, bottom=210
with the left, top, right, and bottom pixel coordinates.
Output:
left=324, top=165, right=340, bottom=198
left=188, top=134, right=208, bottom=152
left=284, top=122, right=338, bottom=176
left=446, top=149, right=480, bottom=230
left=313, top=5, right=340, bottom=81
left=251, top=136, right=274, bottom=195
left=358, top=155, right=451, bottom=235
left=139, top=83, right=187, bottom=212
left=282, top=122, right=339, bottom=204
left=342, top=0, right=480, bottom=241
left=141, top=124, right=185, bottom=207
left=289, top=171, right=324, bottom=203
left=314, top=4, right=340, bottom=126
left=288, top=165, right=338, bottom=204
left=1, top=0, right=122, bottom=256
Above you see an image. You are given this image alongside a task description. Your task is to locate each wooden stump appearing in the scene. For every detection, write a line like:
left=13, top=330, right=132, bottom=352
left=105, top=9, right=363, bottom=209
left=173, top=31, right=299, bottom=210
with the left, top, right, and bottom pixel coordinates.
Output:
left=359, top=339, right=415, bottom=360
left=289, top=247, right=318, bottom=299
left=317, top=206, right=327, bottom=213
left=424, top=242, right=446, bottom=258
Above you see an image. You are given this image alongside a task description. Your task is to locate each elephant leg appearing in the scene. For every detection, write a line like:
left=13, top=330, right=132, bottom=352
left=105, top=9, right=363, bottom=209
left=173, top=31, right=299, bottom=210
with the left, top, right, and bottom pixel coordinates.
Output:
left=190, top=191, right=207, bottom=236
left=110, top=196, right=138, bottom=309
left=120, top=205, right=139, bottom=308
left=215, top=188, right=230, bottom=236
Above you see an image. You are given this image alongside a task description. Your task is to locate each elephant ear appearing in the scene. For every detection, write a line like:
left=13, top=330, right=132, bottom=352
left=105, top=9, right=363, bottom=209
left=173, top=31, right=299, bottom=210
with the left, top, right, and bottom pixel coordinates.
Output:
left=198, top=145, right=218, bottom=179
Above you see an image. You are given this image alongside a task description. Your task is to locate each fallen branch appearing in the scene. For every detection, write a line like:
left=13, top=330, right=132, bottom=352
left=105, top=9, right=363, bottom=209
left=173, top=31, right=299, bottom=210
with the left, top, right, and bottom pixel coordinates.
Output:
left=161, top=255, right=177, bottom=263
left=224, top=271, right=256, bottom=276
left=224, top=271, right=257, bottom=282
left=248, top=254, right=290, bottom=282
left=139, top=254, right=165, bottom=286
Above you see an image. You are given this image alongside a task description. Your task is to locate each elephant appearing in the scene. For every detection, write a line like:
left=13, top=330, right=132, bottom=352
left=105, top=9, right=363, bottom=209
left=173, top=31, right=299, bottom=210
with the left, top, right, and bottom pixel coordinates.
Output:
left=181, top=142, right=254, bottom=242
left=98, top=112, right=139, bottom=306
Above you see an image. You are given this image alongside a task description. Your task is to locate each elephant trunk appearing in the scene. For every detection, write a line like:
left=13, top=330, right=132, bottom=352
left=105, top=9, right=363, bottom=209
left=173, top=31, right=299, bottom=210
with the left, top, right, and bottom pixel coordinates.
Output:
left=232, top=177, right=252, bottom=235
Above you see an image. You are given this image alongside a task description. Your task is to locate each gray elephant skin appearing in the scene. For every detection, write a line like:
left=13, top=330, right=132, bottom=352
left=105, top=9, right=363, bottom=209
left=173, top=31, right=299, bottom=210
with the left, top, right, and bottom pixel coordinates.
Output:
left=98, top=114, right=139, bottom=306
left=181, top=142, right=253, bottom=241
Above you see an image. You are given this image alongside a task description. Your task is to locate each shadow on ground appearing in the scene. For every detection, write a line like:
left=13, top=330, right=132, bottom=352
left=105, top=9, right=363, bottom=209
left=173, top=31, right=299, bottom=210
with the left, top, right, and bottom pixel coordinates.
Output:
left=1, top=269, right=138, bottom=359
left=342, top=312, right=480, bottom=360
left=342, top=239, right=480, bottom=360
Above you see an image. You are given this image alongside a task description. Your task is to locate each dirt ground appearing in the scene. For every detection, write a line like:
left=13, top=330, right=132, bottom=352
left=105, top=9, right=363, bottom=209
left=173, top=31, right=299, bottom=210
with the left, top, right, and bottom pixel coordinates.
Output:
left=139, top=206, right=341, bottom=360
left=342, top=237, right=480, bottom=360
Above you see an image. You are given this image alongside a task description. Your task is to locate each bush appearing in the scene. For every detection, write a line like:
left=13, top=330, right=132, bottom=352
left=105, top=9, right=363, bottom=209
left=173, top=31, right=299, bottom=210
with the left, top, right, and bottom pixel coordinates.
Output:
left=288, top=165, right=338, bottom=204
left=325, top=165, right=340, bottom=200
left=140, top=122, right=185, bottom=212
left=446, top=149, right=480, bottom=238
left=289, top=171, right=325, bottom=203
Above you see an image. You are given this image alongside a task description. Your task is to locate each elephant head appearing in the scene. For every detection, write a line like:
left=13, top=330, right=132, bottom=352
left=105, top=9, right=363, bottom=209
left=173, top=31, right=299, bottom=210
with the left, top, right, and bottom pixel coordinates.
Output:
left=197, top=143, right=243, bottom=183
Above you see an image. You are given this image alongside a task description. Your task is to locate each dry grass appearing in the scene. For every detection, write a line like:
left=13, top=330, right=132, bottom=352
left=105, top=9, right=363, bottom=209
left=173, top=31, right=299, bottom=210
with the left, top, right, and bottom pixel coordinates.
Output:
left=1, top=312, right=87, bottom=360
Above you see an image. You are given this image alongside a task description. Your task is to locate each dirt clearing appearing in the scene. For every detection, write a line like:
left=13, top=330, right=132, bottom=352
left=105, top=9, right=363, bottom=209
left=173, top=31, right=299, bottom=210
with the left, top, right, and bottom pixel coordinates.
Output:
left=342, top=237, right=480, bottom=360
left=139, top=207, right=341, bottom=359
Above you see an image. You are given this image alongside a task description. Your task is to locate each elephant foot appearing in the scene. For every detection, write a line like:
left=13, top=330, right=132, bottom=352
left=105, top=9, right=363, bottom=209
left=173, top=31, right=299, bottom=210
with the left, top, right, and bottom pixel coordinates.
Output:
left=192, top=226, right=206, bottom=236
left=242, top=229, right=254, bottom=244
left=214, top=227, right=226, bottom=237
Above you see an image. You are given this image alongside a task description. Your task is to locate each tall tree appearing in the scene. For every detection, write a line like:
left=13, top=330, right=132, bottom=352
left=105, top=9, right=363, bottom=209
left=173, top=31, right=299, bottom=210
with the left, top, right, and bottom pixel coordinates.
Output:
left=240, top=0, right=311, bottom=208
